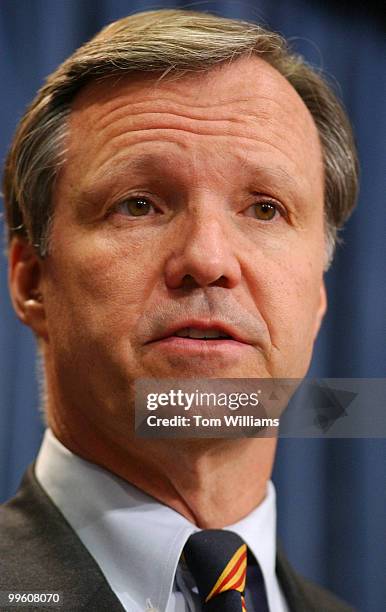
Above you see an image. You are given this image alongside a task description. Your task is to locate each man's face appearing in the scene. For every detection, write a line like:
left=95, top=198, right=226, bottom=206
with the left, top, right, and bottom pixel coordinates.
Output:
left=34, top=57, right=326, bottom=434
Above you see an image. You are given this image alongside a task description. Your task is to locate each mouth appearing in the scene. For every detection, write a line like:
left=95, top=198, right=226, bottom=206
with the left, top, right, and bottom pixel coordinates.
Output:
left=147, top=320, right=250, bottom=345
left=144, top=321, right=254, bottom=360
left=171, top=327, right=232, bottom=340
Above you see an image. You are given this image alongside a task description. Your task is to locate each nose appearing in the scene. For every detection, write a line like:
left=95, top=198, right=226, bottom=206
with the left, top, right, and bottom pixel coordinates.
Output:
left=164, top=210, right=242, bottom=290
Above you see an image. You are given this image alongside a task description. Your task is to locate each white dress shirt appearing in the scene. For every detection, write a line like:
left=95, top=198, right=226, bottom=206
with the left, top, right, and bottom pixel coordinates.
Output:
left=35, top=429, right=288, bottom=612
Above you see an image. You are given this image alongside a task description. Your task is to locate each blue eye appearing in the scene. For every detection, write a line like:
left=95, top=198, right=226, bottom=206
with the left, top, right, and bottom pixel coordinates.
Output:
left=117, top=197, right=155, bottom=217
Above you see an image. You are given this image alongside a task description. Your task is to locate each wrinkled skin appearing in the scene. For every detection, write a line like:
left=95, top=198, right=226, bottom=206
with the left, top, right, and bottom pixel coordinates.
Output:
left=10, top=58, right=326, bottom=511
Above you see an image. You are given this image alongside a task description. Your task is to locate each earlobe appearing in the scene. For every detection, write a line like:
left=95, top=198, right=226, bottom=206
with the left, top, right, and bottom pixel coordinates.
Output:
left=313, top=281, right=327, bottom=339
left=8, top=237, right=49, bottom=341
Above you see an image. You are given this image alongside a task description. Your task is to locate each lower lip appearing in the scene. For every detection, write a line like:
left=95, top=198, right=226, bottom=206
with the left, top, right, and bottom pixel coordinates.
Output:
left=147, top=336, right=252, bottom=356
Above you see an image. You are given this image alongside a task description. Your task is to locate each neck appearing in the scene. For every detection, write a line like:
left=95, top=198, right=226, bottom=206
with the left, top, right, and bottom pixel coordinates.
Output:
left=50, top=411, right=277, bottom=527
left=134, top=438, right=277, bottom=527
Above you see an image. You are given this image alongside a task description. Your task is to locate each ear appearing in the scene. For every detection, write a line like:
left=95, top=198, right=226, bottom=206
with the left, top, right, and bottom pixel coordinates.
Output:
left=313, top=280, right=327, bottom=340
left=8, top=237, right=49, bottom=342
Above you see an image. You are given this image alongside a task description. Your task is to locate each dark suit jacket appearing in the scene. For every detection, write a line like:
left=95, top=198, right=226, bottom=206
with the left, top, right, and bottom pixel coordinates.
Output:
left=0, top=466, right=356, bottom=612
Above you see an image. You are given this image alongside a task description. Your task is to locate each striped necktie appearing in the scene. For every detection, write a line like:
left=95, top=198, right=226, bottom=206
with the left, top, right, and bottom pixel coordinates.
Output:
left=183, top=529, right=249, bottom=611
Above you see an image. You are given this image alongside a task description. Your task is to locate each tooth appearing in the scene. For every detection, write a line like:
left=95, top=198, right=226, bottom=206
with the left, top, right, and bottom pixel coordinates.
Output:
left=203, top=329, right=223, bottom=338
left=188, top=328, right=207, bottom=339
left=187, top=328, right=228, bottom=339
left=175, top=328, right=189, bottom=337
left=175, top=327, right=230, bottom=339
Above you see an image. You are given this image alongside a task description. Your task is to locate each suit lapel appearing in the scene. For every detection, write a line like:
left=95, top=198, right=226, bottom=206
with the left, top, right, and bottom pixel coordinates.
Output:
left=276, top=543, right=356, bottom=612
left=2, top=465, right=354, bottom=612
left=0, top=465, right=125, bottom=611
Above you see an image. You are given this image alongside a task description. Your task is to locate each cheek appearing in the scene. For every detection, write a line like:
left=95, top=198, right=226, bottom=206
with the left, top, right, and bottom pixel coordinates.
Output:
left=247, top=248, right=324, bottom=360
left=45, top=235, right=159, bottom=347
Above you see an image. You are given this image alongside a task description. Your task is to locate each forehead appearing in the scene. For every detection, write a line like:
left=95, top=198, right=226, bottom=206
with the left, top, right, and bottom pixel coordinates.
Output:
left=62, top=56, right=323, bottom=195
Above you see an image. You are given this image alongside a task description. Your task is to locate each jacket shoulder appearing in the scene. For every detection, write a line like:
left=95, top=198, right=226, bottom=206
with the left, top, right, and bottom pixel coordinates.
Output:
left=277, top=545, right=357, bottom=612
left=0, top=466, right=124, bottom=611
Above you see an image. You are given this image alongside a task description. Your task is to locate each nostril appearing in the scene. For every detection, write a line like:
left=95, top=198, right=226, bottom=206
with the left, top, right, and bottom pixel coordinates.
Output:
left=212, top=275, right=229, bottom=288
left=181, top=274, right=199, bottom=290
left=164, top=243, right=241, bottom=290
left=179, top=273, right=229, bottom=290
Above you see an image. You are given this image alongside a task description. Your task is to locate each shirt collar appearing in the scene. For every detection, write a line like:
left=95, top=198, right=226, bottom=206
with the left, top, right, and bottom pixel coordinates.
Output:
left=226, top=480, right=278, bottom=605
left=35, top=429, right=278, bottom=612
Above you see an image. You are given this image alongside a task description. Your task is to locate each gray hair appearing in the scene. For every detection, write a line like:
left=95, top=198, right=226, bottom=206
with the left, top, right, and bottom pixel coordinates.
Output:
left=3, top=8, right=358, bottom=268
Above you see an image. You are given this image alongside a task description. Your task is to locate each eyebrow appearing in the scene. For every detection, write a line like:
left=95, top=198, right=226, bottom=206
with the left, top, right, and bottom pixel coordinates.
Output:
left=71, top=154, right=162, bottom=211
left=99, top=153, right=175, bottom=181
left=78, top=151, right=303, bottom=207
left=78, top=153, right=172, bottom=198
left=237, top=156, right=300, bottom=191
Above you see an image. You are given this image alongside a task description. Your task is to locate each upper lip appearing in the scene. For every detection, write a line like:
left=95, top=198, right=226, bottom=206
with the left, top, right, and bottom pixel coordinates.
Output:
left=147, top=320, right=252, bottom=345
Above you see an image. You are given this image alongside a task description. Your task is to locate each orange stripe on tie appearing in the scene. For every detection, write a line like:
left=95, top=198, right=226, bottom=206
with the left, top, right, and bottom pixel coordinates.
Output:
left=226, top=566, right=246, bottom=593
left=206, top=544, right=247, bottom=602
left=241, top=595, right=247, bottom=612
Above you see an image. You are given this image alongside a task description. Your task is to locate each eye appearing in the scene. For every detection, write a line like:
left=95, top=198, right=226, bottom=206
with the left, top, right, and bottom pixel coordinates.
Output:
left=244, top=199, right=282, bottom=221
left=115, top=197, right=157, bottom=217
left=253, top=201, right=278, bottom=221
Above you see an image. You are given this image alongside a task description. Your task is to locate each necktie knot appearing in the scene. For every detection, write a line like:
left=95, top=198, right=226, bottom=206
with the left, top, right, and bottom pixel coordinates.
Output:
left=183, top=529, right=248, bottom=611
